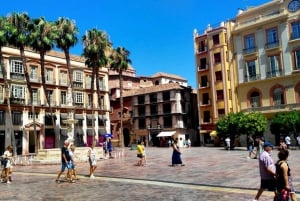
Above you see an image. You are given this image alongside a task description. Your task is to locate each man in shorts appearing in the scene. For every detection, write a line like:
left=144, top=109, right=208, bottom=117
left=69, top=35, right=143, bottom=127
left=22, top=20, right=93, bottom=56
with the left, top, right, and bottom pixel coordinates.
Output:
left=253, top=141, right=276, bottom=201
left=55, top=140, right=74, bottom=183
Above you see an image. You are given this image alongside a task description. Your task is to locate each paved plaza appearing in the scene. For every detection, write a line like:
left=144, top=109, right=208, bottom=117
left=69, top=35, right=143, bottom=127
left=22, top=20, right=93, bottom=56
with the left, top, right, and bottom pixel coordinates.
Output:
left=1, top=146, right=300, bottom=201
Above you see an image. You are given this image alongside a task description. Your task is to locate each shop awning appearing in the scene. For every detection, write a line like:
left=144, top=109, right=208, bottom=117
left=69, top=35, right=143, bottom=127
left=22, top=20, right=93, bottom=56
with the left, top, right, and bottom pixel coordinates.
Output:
left=157, top=131, right=176, bottom=137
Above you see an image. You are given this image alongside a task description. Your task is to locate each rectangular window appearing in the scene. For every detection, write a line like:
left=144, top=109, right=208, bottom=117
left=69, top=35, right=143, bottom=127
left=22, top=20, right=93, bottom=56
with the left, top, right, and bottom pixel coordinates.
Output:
left=149, top=93, right=157, bottom=103
left=10, top=60, right=23, bottom=74
left=266, top=28, right=278, bottom=45
left=163, top=116, right=172, bottom=128
left=85, top=75, right=92, bottom=89
left=244, top=34, right=255, bottom=49
left=215, top=71, right=222, bottom=81
left=294, top=50, right=300, bottom=70
left=199, top=58, right=207, bottom=70
left=217, top=90, right=224, bottom=101
left=87, top=94, right=92, bottom=108
left=46, top=68, right=53, bottom=84
left=12, top=111, right=22, bottom=125
left=246, top=60, right=257, bottom=80
left=60, top=71, right=68, bottom=86
left=291, top=21, right=300, bottom=40
left=138, top=118, right=146, bottom=129
left=32, top=89, right=39, bottom=105
left=138, top=106, right=145, bottom=116
left=61, top=91, right=67, bottom=105
left=0, top=86, right=3, bottom=102
left=28, top=112, right=39, bottom=120
left=213, top=34, right=220, bottom=45
left=47, top=90, right=54, bottom=105
left=0, top=111, right=4, bottom=125
left=138, top=95, right=145, bottom=104
left=202, top=93, right=209, bottom=105
left=75, top=92, right=84, bottom=103
left=214, top=53, right=221, bottom=63
left=203, top=111, right=210, bottom=123
left=163, top=91, right=170, bottom=101
left=73, top=71, right=83, bottom=82
left=268, top=55, right=280, bottom=77
left=200, top=76, right=208, bottom=87
left=12, top=85, right=25, bottom=99
left=30, top=65, right=38, bottom=81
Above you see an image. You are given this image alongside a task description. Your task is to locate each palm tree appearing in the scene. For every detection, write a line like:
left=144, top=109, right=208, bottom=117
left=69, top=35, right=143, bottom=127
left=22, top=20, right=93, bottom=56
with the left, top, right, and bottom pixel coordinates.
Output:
left=82, top=29, right=111, bottom=143
left=29, top=17, right=57, bottom=149
left=109, top=47, right=131, bottom=147
left=55, top=17, right=78, bottom=106
left=0, top=16, right=15, bottom=153
left=7, top=12, right=32, bottom=154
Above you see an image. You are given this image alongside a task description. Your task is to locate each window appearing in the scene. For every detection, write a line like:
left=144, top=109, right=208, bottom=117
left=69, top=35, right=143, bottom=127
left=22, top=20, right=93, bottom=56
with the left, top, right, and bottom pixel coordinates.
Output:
left=28, top=112, right=39, bottom=120
left=266, top=28, right=278, bottom=47
left=138, top=106, right=145, bottom=116
left=214, top=52, right=221, bottom=63
left=0, top=111, right=4, bottom=125
left=32, top=89, right=39, bottom=105
left=215, top=71, right=222, bottom=81
left=162, top=91, right=170, bottom=101
left=149, top=93, right=157, bottom=103
left=273, top=88, right=284, bottom=105
left=217, top=90, right=224, bottom=101
left=137, top=95, right=145, bottom=104
left=250, top=92, right=260, bottom=107
left=218, top=109, right=225, bottom=118
left=12, top=85, right=25, bottom=99
left=163, top=116, right=172, bottom=128
left=138, top=118, right=146, bottom=129
left=199, top=58, right=207, bottom=70
left=12, top=111, right=22, bottom=125
left=75, top=92, right=84, bottom=104
left=46, top=68, right=53, bottom=83
left=163, top=103, right=171, bottom=114
left=0, top=86, right=3, bottom=102
left=47, top=90, right=54, bottom=105
left=98, top=77, right=105, bottom=90
left=291, top=21, right=300, bottom=40
left=61, top=91, right=67, bottom=105
left=267, top=55, right=281, bottom=77
left=293, top=50, right=300, bottom=70
left=245, top=34, right=255, bottom=49
left=85, top=75, right=91, bottom=89
left=150, top=105, right=157, bottom=115
left=202, top=93, right=209, bottom=104
left=60, top=71, right=68, bottom=86
left=245, top=60, right=259, bottom=81
left=213, top=34, right=220, bottom=45
left=198, top=40, right=207, bottom=52
left=10, top=60, right=23, bottom=74
left=87, top=94, right=92, bottom=108
left=200, top=75, right=208, bottom=87
left=203, top=111, right=210, bottom=123
left=73, top=71, right=83, bottom=82
left=30, top=65, right=38, bottom=81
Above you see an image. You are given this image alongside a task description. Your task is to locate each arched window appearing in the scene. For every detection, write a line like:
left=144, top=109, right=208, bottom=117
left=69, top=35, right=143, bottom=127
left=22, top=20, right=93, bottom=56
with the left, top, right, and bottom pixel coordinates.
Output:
left=250, top=91, right=260, bottom=108
left=273, top=88, right=284, bottom=105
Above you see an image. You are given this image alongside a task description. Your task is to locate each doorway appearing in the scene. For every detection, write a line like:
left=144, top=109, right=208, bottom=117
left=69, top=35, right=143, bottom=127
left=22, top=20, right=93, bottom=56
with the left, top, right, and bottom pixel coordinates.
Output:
left=29, top=131, right=35, bottom=153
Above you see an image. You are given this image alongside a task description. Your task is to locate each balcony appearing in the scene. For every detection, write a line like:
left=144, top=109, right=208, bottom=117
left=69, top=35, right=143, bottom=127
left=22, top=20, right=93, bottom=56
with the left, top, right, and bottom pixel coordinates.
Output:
left=243, top=47, right=257, bottom=55
left=244, top=74, right=261, bottom=82
left=266, top=69, right=283, bottom=78
left=265, top=41, right=280, bottom=50
left=242, top=103, right=300, bottom=113
left=198, top=64, right=209, bottom=71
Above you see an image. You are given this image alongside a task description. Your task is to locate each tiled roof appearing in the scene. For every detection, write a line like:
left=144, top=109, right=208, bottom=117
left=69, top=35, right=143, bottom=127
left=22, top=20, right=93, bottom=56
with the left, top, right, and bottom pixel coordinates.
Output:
left=151, top=72, right=186, bottom=81
left=123, top=82, right=183, bottom=97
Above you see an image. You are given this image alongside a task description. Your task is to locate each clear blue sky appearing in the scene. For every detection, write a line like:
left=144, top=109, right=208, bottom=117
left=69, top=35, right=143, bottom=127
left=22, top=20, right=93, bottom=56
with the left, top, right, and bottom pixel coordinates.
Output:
left=2, top=0, right=269, bottom=88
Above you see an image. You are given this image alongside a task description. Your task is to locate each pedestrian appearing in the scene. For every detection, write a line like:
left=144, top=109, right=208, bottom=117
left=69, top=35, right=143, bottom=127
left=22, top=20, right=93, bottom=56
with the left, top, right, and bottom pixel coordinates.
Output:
left=187, top=138, right=191, bottom=148
left=285, top=135, right=291, bottom=149
left=253, top=136, right=264, bottom=159
left=296, top=135, right=300, bottom=149
left=279, top=139, right=287, bottom=151
left=225, top=136, right=230, bottom=150
left=253, top=141, right=276, bottom=201
left=1, top=145, right=13, bottom=184
left=69, top=144, right=78, bottom=180
left=136, top=140, right=145, bottom=166
left=171, top=139, right=184, bottom=167
left=275, top=149, right=297, bottom=201
left=247, top=135, right=255, bottom=159
left=103, top=138, right=108, bottom=159
left=56, top=140, right=74, bottom=183
left=107, top=138, right=114, bottom=159
left=88, top=143, right=97, bottom=178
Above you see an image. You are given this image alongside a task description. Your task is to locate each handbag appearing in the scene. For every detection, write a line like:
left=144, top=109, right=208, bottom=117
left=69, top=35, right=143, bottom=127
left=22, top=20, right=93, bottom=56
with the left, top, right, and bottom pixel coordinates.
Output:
left=276, top=189, right=290, bottom=201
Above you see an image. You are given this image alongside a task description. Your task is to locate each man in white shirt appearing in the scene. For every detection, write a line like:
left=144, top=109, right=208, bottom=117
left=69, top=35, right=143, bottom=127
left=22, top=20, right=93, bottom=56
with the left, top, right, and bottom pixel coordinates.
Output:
left=285, top=135, right=291, bottom=149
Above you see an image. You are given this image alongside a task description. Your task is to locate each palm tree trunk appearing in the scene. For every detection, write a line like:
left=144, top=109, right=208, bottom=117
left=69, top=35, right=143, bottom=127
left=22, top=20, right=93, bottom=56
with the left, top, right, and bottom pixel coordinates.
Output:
left=0, top=49, right=15, bottom=154
left=40, top=52, right=57, bottom=147
left=119, top=71, right=124, bottom=148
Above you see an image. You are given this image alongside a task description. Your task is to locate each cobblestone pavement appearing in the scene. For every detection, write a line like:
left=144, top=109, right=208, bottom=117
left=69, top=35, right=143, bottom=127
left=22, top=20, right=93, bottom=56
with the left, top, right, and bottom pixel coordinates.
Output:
left=1, top=147, right=300, bottom=201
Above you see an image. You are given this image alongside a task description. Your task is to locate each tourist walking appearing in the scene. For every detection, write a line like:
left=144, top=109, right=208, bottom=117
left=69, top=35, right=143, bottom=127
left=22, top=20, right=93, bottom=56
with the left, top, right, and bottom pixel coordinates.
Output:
left=136, top=140, right=145, bottom=166
left=275, top=149, right=297, bottom=201
left=103, top=138, right=108, bottom=159
left=56, top=140, right=74, bottom=183
left=69, top=144, right=78, bottom=180
left=285, top=135, right=291, bottom=149
left=225, top=136, right=230, bottom=150
left=247, top=135, right=255, bottom=159
left=88, top=143, right=97, bottom=178
left=1, top=145, right=13, bottom=184
left=107, top=138, right=114, bottom=159
left=253, top=142, right=276, bottom=201
left=254, top=136, right=264, bottom=159
left=171, top=139, right=184, bottom=166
